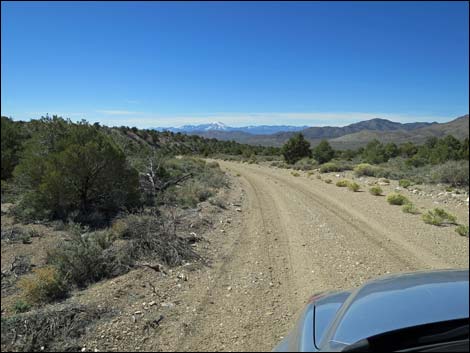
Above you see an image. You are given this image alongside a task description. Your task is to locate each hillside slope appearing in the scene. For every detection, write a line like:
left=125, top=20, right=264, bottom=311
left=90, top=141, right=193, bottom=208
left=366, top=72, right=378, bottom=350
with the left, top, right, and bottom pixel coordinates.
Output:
left=187, top=115, right=469, bottom=149
left=329, top=114, right=469, bottom=149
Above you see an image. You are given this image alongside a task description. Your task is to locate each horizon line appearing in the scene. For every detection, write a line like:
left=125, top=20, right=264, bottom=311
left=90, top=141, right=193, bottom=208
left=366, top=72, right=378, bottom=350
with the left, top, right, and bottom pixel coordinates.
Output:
left=1, top=111, right=467, bottom=129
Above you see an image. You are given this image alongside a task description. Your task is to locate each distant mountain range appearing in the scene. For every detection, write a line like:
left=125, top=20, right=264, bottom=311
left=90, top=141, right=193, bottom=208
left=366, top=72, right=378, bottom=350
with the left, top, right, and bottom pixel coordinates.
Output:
left=154, top=115, right=469, bottom=150
left=155, top=122, right=309, bottom=135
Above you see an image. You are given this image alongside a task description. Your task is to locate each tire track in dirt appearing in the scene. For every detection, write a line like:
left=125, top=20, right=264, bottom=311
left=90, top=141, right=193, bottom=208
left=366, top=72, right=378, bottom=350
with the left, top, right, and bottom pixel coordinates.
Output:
left=250, top=164, right=449, bottom=270
left=177, top=170, right=298, bottom=351
left=175, top=161, right=463, bottom=352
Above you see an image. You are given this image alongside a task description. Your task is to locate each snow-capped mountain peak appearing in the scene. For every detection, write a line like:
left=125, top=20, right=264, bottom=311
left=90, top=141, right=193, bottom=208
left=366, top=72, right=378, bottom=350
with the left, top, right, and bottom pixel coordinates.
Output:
left=205, top=121, right=228, bottom=130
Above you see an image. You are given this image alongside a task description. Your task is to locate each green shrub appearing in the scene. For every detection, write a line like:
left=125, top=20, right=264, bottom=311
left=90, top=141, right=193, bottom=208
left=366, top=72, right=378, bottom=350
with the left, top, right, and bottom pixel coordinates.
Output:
left=402, top=203, right=419, bottom=214
left=320, top=162, right=340, bottom=173
left=369, top=186, right=383, bottom=196
left=422, top=208, right=458, bottom=226
left=291, top=171, right=300, bottom=177
left=294, top=157, right=317, bottom=171
left=18, top=266, right=68, bottom=304
left=324, top=179, right=332, bottom=184
left=386, top=193, right=410, bottom=205
left=175, top=181, right=214, bottom=207
left=430, top=160, right=469, bottom=187
left=336, top=180, right=349, bottom=187
left=399, top=179, right=412, bottom=188
left=316, top=175, right=322, bottom=180
left=46, top=228, right=125, bottom=288
left=13, top=300, right=31, bottom=313
left=455, top=225, right=469, bottom=237
left=347, top=182, right=360, bottom=192
left=319, top=161, right=354, bottom=173
left=354, top=163, right=381, bottom=177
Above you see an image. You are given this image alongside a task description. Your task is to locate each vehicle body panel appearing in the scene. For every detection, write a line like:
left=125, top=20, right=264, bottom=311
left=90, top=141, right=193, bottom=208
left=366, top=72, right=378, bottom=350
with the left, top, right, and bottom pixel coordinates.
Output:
left=274, top=269, right=469, bottom=352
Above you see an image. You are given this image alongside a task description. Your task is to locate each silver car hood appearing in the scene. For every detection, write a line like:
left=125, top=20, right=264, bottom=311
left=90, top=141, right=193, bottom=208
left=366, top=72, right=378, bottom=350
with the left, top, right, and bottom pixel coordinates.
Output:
left=321, top=269, right=469, bottom=350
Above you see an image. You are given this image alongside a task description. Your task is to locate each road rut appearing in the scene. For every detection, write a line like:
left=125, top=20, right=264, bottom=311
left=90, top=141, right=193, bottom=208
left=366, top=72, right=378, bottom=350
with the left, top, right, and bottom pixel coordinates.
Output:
left=177, top=161, right=468, bottom=352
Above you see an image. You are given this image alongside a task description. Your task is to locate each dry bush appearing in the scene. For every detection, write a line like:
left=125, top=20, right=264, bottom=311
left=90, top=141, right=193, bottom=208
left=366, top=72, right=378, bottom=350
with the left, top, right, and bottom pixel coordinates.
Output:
left=455, top=225, right=469, bottom=237
left=399, top=179, right=413, bottom=188
left=354, top=163, right=382, bottom=177
left=320, top=162, right=340, bottom=173
left=336, top=180, right=349, bottom=187
left=18, top=266, right=68, bottom=305
left=1, top=303, right=110, bottom=352
left=347, top=182, right=360, bottom=192
left=175, top=180, right=214, bottom=208
left=369, top=186, right=383, bottom=196
left=294, top=158, right=317, bottom=171
left=1, top=226, right=33, bottom=243
left=115, top=214, right=200, bottom=267
left=47, top=225, right=132, bottom=289
left=386, top=193, right=410, bottom=205
left=402, top=203, right=419, bottom=214
left=422, top=208, right=457, bottom=226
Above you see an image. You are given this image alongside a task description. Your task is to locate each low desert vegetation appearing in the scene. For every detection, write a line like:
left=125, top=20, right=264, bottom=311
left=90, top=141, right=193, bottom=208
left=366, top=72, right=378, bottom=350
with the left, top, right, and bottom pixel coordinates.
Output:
left=402, top=203, right=419, bottom=214
left=347, top=181, right=361, bottom=192
left=324, top=178, right=332, bottom=184
left=291, top=171, right=300, bottom=177
left=336, top=180, right=349, bottom=187
left=354, top=163, right=383, bottom=177
left=1, top=303, right=108, bottom=352
left=1, top=116, right=228, bottom=312
left=13, top=299, right=31, bottom=314
left=18, top=266, right=68, bottom=305
left=369, top=186, right=383, bottom=196
left=455, top=225, right=469, bottom=237
left=422, top=208, right=458, bottom=226
left=276, top=131, right=468, bottom=189
left=386, top=193, right=410, bottom=205
left=319, top=161, right=353, bottom=173
left=398, top=179, right=413, bottom=188
left=320, top=162, right=339, bottom=173
left=293, top=157, right=317, bottom=171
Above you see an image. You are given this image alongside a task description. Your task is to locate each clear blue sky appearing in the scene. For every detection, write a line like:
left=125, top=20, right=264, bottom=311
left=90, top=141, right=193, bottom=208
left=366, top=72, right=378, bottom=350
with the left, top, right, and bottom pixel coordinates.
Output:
left=1, top=1, right=468, bottom=127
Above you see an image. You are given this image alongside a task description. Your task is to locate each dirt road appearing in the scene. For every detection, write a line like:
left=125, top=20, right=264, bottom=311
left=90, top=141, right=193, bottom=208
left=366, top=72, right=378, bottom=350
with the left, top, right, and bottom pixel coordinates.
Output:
left=2, top=162, right=468, bottom=352
left=173, top=160, right=469, bottom=352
